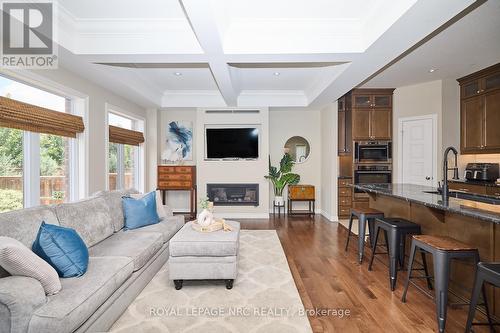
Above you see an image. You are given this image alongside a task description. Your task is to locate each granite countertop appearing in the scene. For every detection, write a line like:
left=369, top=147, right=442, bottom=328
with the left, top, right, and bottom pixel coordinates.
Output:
left=449, top=179, right=500, bottom=187
left=352, top=183, right=500, bottom=224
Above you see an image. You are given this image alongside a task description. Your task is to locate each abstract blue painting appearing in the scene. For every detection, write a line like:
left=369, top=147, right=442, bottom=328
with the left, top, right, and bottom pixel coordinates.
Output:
left=163, top=121, right=193, bottom=162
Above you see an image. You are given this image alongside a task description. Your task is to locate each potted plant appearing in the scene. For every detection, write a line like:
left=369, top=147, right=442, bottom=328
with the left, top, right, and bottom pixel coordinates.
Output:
left=265, top=153, right=300, bottom=206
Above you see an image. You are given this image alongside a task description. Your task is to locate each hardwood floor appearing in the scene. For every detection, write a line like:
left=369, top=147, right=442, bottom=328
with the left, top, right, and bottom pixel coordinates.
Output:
left=239, top=215, right=491, bottom=333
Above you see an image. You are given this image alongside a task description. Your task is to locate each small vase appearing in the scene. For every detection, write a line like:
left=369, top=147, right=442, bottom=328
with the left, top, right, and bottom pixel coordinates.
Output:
left=198, top=209, right=213, bottom=227
left=274, top=196, right=284, bottom=206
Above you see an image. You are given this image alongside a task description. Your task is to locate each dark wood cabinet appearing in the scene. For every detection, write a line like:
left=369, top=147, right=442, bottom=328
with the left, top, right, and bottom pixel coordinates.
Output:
left=338, top=93, right=352, bottom=155
left=351, top=89, right=393, bottom=141
left=352, top=109, right=371, bottom=140
left=337, top=88, right=394, bottom=218
left=458, top=63, right=500, bottom=154
left=484, top=90, right=500, bottom=150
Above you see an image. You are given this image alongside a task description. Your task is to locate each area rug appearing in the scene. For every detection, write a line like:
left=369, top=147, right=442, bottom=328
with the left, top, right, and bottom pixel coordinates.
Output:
left=110, top=230, right=313, bottom=333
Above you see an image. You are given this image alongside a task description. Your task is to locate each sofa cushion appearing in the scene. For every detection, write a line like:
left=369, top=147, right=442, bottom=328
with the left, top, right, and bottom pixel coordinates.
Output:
left=122, top=191, right=160, bottom=230
left=0, top=236, right=61, bottom=295
left=32, top=222, right=89, bottom=278
left=92, top=189, right=139, bottom=232
left=29, top=256, right=133, bottom=333
left=169, top=220, right=240, bottom=257
left=88, top=231, right=163, bottom=271
left=54, top=196, right=114, bottom=247
left=127, top=215, right=184, bottom=243
left=0, top=206, right=58, bottom=249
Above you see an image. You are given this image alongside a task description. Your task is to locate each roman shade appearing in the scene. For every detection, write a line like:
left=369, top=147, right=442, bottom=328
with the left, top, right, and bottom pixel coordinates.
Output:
left=0, top=96, right=84, bottom=138
left=109, top=125, right=144, bottom=146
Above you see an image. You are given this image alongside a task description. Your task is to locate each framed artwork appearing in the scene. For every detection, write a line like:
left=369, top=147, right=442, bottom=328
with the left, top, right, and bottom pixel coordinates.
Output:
left=162, top=121, right=193, bottom=162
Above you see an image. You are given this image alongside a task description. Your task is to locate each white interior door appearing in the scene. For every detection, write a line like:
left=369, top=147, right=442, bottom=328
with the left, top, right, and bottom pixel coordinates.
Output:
left=399, top=116, right=436, bottom=187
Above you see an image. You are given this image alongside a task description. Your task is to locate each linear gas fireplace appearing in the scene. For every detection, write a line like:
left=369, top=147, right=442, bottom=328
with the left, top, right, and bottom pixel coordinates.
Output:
left=207, top=183, right=259, bottom=206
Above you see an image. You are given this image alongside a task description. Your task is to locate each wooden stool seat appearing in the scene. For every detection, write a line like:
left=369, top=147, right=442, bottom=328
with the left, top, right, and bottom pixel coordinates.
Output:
left=412, top=235, right=476, bottom=251
left=350, top=207, right=384, bottom=216
left=402, top=235, right=481, bottom=333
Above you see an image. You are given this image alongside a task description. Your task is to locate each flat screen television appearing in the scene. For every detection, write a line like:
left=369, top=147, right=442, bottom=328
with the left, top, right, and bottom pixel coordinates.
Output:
left=206, top=128, right=259, bottom=159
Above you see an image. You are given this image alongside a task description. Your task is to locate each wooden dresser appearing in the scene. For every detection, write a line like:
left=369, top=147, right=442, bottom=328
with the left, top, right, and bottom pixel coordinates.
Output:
left=288, top=185, right=315, bottom=216
left=157, top=165, right=197, bottom=219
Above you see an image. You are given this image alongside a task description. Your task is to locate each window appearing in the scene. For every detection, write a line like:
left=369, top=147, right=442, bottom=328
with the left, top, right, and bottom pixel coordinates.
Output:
left=0, top=75, right=80, bottom=211
left=107, top=110, right=144, bottom=191
left=0, top=128, right=23, bottom=212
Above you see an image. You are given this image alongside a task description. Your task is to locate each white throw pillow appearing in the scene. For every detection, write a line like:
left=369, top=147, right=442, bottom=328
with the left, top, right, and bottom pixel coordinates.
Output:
left=0, top=236, right=62, bottom=295
left=130, top=190, right=168, bottom=219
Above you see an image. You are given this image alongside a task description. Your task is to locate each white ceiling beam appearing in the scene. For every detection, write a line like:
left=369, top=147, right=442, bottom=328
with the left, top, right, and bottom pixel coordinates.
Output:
left=179, top=0, right=239, bottom=106
left=310, top=0, right=480, bottom=107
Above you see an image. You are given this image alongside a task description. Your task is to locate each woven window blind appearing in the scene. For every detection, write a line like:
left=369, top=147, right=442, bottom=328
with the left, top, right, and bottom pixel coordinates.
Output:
left=0, top=96, right=84, bottom=137
left=109, top=125, right=144, bottom=146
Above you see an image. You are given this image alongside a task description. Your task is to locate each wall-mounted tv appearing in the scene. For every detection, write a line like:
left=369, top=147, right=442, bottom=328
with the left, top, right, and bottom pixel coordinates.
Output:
left=205, top=127, right=259, bottom=159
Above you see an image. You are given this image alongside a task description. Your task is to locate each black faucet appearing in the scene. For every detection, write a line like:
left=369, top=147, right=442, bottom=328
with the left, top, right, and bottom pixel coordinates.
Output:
left=442, top=146, right=459, bottom=201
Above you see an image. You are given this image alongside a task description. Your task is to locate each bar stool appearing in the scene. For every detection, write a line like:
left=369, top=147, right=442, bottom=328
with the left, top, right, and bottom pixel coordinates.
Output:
left=344, top=207, right=384, bottom=263
left=465, top=262, right=497, bottom=332
left=402, top=235, right=482, bottom=333
left=368, top=217, right=430, bottom=291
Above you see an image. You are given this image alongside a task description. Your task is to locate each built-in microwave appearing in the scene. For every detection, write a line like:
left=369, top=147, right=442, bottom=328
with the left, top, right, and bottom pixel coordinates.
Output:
left=354, top=141, right=392, bottom=163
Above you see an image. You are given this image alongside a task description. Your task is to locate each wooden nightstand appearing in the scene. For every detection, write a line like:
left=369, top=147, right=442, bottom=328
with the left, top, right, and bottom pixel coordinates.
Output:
left=157, top=165, right=197, bottom=219
left=288, top=185, right=315, bottom=217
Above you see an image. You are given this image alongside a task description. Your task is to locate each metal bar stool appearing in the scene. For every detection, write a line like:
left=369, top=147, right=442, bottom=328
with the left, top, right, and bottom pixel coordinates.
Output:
left=344, top=207, right=384, bottom=263
left=368, top=217, right=430, bottom=291
left=402, top=235, right=483, bottom=333
left=465, top=262, right=498, bottom=332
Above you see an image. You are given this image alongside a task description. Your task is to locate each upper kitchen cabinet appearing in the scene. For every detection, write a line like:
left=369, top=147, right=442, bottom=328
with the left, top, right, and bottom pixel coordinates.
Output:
left=338, top=93, right=352, bottom=155
left=351, top=89, right=394, bottom=140
left=458, top=63, right=500, bottom=154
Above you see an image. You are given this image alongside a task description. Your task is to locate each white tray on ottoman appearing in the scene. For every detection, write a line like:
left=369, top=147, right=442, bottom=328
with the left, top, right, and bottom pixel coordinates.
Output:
left=168, top=220, right=240, bottom=289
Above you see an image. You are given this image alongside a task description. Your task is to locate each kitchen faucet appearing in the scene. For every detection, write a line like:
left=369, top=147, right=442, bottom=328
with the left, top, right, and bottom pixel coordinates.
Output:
left=442, top=146, right=459, bottom=201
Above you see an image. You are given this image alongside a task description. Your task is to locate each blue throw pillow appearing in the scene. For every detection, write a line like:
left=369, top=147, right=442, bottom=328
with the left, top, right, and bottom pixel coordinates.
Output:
left=122, top=191, right=160, bottom=230
left=32, top=222, right=89, bottom=278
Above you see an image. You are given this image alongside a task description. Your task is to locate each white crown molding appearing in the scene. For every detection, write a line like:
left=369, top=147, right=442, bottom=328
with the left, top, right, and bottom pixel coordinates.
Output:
left=238, top=90, right=308, bottom=107
left=162, top=90, right=227, bottom=107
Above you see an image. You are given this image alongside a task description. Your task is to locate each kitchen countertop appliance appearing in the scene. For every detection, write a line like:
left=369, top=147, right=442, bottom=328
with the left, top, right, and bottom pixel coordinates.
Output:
left=464, top=163, right=499, bottom=182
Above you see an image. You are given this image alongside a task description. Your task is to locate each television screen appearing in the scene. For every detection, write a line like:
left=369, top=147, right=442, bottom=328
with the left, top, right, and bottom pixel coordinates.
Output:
left=206, top=128, right=259, bottom=159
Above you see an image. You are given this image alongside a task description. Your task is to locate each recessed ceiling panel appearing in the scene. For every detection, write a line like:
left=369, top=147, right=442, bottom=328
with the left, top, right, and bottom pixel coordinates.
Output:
left=209, top=0, right=417, bottom=54
left=58, top=0, right=203, bottom=54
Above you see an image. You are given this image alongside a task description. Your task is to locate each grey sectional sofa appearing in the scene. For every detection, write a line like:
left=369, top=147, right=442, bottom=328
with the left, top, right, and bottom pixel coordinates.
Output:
left=0, top=189, right=184, bottom=333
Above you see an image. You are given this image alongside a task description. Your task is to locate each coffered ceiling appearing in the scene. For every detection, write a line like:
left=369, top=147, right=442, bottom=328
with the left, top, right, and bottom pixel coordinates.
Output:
left=51, top=0, right=485, bottom=108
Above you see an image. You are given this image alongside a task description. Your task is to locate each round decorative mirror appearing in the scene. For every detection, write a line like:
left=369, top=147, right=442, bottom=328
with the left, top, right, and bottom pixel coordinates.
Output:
left=284, top=136, right=311, bottom=164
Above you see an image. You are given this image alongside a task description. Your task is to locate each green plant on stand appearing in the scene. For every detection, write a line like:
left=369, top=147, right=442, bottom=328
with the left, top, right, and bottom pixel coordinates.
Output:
left=265, top=153, right=300, bottom=206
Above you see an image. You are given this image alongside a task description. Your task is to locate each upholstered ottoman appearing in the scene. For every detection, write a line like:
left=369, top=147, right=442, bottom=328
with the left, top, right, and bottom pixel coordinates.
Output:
left=168, top=220, right=240, bottom=289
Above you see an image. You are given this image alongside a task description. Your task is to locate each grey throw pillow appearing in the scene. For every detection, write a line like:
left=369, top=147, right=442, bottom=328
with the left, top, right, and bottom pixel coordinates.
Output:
left=0, top=236, right=61, bottom=295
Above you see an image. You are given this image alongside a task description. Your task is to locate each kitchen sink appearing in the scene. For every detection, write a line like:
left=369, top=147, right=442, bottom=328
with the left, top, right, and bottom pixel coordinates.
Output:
left=423, top=190, right=500, bottom=205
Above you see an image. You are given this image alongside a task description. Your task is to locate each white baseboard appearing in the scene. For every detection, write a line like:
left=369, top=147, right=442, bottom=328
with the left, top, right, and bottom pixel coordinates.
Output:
left=213, top=212, right=270, bottom=219
left=319, top=210, right=338, bottom=222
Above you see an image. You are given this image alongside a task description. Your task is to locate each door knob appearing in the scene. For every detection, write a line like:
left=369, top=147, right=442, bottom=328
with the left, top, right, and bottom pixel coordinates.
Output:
left=425, top=176, right=431, bottom=180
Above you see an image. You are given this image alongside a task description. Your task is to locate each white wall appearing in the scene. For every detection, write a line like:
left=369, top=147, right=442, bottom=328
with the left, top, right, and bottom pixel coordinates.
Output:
left=158, top=109, right=197, bottom=211
left=393, top=80, right=443, bottom=181
left=320, top=103, right=338, bottom=221
left=196, top=109, right=270, bottom=218
left=269, top=110, right=322, bottom=211
left=8, top=66, right=149, bottom=195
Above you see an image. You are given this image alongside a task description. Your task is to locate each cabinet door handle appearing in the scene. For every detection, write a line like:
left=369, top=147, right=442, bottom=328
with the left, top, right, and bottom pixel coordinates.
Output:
left=425, top=176, right=431, bottom=180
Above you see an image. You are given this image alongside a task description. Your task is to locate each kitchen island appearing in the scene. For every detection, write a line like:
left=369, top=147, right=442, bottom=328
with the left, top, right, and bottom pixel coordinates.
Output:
left=353, top=183, right=500, bottom=317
